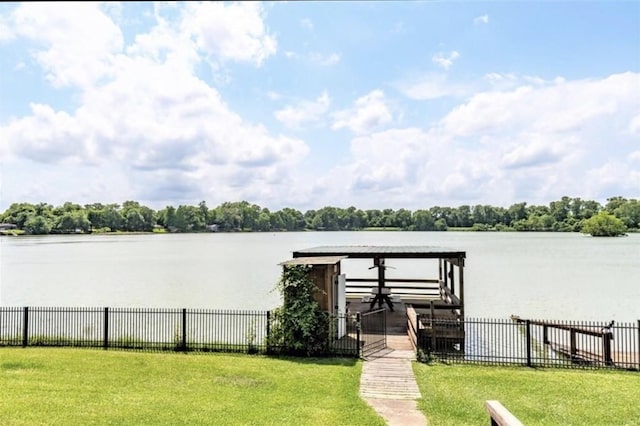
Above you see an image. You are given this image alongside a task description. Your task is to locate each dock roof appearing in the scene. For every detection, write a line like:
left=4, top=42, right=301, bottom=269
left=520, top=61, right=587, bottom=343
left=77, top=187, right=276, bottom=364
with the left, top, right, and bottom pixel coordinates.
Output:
left=279, top=255, right=348, bottom=266
left=292, top=245, right=465, bottom=259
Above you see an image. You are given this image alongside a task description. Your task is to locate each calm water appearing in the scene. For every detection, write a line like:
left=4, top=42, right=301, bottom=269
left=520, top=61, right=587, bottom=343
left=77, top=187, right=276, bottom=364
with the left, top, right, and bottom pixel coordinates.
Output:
left=1, top=232, right=638, bottom=322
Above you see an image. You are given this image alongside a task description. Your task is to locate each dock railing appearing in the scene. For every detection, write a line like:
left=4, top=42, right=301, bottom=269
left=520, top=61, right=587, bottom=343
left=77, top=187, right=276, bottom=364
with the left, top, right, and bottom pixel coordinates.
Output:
left=485, top=400, right=524, bottom=426
left=415, top=315, right=640, bottom=371
left=345, top=277, right=441, bottom=301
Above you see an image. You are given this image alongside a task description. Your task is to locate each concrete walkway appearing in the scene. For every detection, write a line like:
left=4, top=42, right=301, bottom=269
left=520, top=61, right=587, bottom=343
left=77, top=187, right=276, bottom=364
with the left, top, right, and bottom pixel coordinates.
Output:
left=360, top=347, right=428, bottom=426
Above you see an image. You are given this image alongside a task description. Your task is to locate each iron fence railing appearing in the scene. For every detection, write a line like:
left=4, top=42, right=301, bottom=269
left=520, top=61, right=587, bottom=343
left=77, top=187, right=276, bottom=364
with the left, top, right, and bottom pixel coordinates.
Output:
left=359, top=308, right=387, bottom=357
left=417, top=316, right=640, bottom=371
left=0, top=307, right=360, bottom=357
left=3, top=306, right=636, bottom=371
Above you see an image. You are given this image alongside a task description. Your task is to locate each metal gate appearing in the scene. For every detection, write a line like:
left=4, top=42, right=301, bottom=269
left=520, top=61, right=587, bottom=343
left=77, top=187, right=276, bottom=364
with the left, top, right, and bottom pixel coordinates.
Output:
left=359, top=308, right=387, bottom=358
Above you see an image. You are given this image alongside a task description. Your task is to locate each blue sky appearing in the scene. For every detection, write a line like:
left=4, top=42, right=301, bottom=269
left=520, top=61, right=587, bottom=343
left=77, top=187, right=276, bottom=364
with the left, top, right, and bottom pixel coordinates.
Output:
left=0, top=1, right=638, bottom=211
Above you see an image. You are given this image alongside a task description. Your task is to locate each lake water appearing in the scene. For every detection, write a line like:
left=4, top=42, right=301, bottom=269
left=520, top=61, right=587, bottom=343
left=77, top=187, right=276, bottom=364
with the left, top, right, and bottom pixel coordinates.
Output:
left=1, top=232, right=638, bottom=322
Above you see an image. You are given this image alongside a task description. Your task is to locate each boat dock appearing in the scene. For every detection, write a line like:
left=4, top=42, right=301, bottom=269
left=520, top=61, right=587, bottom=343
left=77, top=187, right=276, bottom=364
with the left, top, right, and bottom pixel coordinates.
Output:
left=511, top=316, right=639, bottom=370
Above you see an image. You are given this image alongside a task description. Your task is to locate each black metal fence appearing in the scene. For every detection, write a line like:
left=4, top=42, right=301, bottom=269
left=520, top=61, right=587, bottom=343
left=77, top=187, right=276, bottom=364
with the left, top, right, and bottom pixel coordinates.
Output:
left=359, top=308, right=386, bottom=357
left=417, top=316, right=640, bottom=371
left=0, top=307, right=360, bottom=357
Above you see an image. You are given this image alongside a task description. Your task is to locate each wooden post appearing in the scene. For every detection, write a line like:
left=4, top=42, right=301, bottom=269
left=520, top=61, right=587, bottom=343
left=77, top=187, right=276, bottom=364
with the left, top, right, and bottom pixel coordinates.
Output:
left=637, top=320, right=640, bottom=372
left=377, top=257, right=385, bottom=309
left=485, top=400, right=524, bottom=426
left=449, top=262, right=455, bottom=296
left=458, top=256, right=465, bottom=320
left=570, top=329, right=577, bottom=358
left=443, top=260, right=448, bottom=289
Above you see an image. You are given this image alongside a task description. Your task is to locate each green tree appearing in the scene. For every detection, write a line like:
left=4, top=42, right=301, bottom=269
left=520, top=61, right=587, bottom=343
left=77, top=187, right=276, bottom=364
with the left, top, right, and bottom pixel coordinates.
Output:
left=581, top=212, right=627, bottom=237
left=412, top=209, right=435, bottom=231
left=611, top=198, right=640, bottom=229
left=23, top=215, right=53, bottom=234
left=54, top=211, right=90, bottom=233
left=1, top=202, right=36, bottom=228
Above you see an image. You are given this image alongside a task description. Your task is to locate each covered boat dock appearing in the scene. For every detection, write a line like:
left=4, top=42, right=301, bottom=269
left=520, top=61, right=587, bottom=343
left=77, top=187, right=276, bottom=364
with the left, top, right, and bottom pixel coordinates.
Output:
left=289, top=245, right=467, bottom=354
left=292, top=245, right=466, bottom=316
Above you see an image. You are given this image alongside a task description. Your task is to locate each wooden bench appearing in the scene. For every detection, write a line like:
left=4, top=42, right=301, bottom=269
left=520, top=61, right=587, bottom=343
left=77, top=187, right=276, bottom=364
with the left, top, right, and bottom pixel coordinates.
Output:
left=485, top=400, right=523, bottom=426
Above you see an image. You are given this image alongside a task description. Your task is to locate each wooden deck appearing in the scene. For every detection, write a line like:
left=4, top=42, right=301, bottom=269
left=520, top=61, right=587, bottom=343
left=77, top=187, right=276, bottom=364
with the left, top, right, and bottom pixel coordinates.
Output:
left=347, top=298, right=410, bottom=334
left=347, top=295, right=462, bottom=352
left=551, top=343, right=639, bottom=369
left=360, top=353, right=421, bottom=399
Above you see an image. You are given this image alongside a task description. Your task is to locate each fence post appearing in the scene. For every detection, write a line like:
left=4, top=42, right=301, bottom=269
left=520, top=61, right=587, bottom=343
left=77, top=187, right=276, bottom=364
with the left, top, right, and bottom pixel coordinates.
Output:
left=103, top=307, right=109, bottom=350
left=637, top=320, right=640, bottom=372
left=525, top=320, right=532, bottom=367
left=430, top=301, right=436, bottom=353
left=181, top=308, right=187, bottom=351
left=22, top=307, right=29, bottom=347
left=570, top=329, right=577, bottom=358
left=356, top=312, right=361, bottom=357
left=266, top=311, right=271, bottom=354
left=543, top=325, right=549, bottom=344
left=602, top=331, right=613, bottom=366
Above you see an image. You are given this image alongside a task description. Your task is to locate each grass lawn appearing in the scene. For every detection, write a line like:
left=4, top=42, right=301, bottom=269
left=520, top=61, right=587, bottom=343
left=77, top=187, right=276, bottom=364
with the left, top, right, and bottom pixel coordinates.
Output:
left=414, top=362, right=640, bottom=425
left=0, top=348, right=385, bottom=426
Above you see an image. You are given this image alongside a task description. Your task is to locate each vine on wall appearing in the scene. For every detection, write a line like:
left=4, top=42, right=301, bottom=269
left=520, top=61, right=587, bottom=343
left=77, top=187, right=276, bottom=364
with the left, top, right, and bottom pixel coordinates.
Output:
left=268, top=265, right=329, bottom=356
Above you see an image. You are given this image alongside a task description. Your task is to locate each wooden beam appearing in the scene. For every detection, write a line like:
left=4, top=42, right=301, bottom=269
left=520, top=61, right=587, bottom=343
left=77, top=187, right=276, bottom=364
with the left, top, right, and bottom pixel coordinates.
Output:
left=485, top=400, right=523, bottom=426
left=459, top=257, right=465, bottom=320
left=346, top=278, right=440, bottom=283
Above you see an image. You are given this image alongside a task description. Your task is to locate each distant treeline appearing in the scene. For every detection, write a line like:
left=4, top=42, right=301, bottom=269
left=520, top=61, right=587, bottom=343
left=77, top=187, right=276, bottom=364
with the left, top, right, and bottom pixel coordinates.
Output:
left=0, top=196, right=638, bottom=235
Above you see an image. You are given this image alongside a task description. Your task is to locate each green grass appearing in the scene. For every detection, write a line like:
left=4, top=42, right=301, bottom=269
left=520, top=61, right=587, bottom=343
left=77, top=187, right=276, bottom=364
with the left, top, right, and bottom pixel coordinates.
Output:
left=0, top=348, right=384, bottom=426
left=414, top=362, right=640, bottom=425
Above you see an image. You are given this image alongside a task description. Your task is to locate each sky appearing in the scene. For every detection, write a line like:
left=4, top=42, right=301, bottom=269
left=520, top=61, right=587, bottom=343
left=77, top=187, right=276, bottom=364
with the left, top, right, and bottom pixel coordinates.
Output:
left=0, top=1, right=639, bottom=212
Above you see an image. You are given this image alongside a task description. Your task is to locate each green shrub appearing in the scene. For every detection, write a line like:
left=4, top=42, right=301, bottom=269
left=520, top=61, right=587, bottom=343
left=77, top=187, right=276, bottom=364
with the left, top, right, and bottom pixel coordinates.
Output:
left=581, top=212, right=627, bottom=236
left=268, top=265, right=330, bottom=356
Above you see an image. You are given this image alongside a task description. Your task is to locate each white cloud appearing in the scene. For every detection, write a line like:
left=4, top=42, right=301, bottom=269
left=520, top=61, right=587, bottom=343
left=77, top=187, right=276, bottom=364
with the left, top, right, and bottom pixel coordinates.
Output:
left=181, top=2, right=277, bottom=66
left=440, top=72, right=640, bottom=137
left=266, top=91, right=282, bottom=100
left=300, top=18, right=313, bottom=30
left=183, top=2, right=277, bottom=66
left=501, top=134, right=576, bottom=169
left=309, top=52, right=341, bottom=66
left=584, top=161, right=640, bottom=200
left=0, top=2, right=306, bottom=208
left=3, top=103, right=87, bottom=163
left=397, top=73, right=468, bottom=100
left=274, top=91, right=331, bottom=128
left=0, top=13, right=14, bottom=41
left=629, top=114, right=640, bottom=134
left=0, top=2, right=637, bottom=211
left=318, top=72, right=640, bottom=208
left=10, top=2, right=124, bottom=88
left=432, top=50, right=460, bottom=70
left=332, top=90, right=393, bottom=134
left=474, top=14, right=489, bottom=25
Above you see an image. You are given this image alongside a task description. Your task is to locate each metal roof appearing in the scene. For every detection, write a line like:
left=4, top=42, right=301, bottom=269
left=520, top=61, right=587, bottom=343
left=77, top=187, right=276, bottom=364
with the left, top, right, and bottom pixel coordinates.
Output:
left=279, top=255, right=348, bottom=266
left=292, top=245, right=465, bottom=259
